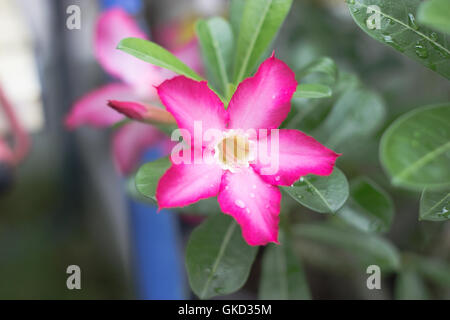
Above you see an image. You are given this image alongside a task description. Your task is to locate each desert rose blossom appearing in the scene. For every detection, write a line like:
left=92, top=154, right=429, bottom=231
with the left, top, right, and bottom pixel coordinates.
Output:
left=64, top=8, right=200, bottom=175
left=148, top=54, right=340, bottom=246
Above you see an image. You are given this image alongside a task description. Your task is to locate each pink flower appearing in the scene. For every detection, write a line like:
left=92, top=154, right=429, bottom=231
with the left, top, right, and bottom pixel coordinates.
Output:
left=64, top=8, right=200, bottom=175
left=154, top=54, right=340, bottom=246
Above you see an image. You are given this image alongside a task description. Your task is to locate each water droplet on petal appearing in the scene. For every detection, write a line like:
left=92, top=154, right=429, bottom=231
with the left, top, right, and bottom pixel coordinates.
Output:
left=252, top=184, right=257, bottom=189
left=275, top=176, right=281, bottom=182
left=235, top=199, right=245, bottom=208
left=250, top=193, right=255, bottom=198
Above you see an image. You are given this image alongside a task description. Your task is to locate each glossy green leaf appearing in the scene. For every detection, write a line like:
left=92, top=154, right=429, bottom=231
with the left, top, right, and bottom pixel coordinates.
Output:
left=294, top=83, right=332, bottom=99
left=135, top=157, right=171, bottom=203
left=419, top=187, right=450, bottom=221
left=233, top=0, right=293, bottom=83
left=196, top=17, right=234, bottom=96
left=417, top=0, right=450, bottom=35
left=294, top=223, right=400, bottom=271
left=338, top=178, right=394, bottom=233
left=117, top=37, right=203, bottom=81
left=347, top=0, right=450, bottom=79
left=186, top=214, right=258, bottom=299
left=380, top=103, right=450, bottom=191
left=316, top=88, right=385, bottom=149
left=282, top=168, right=349, bottom=214
left=395, top=271, right=430, bottom=300
left=258, top=234, right=311, bottom=300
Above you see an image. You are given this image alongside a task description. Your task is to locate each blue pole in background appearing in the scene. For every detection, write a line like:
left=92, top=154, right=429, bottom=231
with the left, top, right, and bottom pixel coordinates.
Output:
left=100, top=0, right=186, bottom=300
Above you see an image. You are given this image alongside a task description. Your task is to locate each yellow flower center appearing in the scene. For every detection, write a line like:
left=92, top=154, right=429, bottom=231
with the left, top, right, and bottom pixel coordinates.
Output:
left=215, top=132, right=253, bottom=172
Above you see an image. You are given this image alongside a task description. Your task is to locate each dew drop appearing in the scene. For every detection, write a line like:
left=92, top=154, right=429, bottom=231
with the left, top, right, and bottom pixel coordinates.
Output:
left=407, top=13, right=419, bottom=30
left=430, top=32, right=438, bottom=41
left=383, top=35, right=403, bottom=52
left=275, top=176, right=281, bottom=182
left=415, top=41, right=428, bottom=58
left=250, top=193, right=255, bottom=198
left=245, top=208, right=250, bottom=214
left=235, top=199, right=246, bottom=208
left=252, top=184, right=257, bottom=189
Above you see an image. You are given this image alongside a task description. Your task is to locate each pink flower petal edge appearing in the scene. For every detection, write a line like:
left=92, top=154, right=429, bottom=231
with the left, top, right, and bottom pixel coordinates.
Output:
left=156, top=77, right=228, bottom=146
left=218, top=168, right=281, bottom=246
left=65, top=83, right=137, bottom=129
left=252, top=129, right=341, bottom=186
left=112, top=122, right=165, bottom=175
left=227, top=53, right=297, bottom=130
left=95, top=8, right=164, bottom=95
left=156, top=149, right=224, bottom=209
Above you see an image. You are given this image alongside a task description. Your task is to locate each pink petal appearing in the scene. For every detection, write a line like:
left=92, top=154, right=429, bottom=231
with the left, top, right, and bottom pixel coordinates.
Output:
left=108, top=100, right=176, bottom=124
left=65, top=83, right=137, bottom=129
left=228, top=54, right=297, bottom=130
left=95, top=8, right=165, bottom=95
left=112, top=122, right=165, bottom=175
left=252, top=129, right=340, bottom=186
left=0, top=138, right=14, bottom=165
left=157, top=76, right=228, bottom=146
left=217, top=168, right=281, bottom=246
left=156, top=150, right=224, bottom=208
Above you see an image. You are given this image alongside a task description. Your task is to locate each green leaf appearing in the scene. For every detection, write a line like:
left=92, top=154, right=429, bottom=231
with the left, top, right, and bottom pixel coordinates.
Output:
left=417, top=0, right=450, bottom=35
left=316, top=88, right=385, bottom=149
left=294, top=83, right=332, bottom=99
left=117, top=37, right=203, bottom=81
left=233, top=0, right=293, bottom=83
left=230, top=0, right=246, bottom=37
left=186, top=214, right=258, bottom=299
left=134, top=157, right=171, bottom=203
left=196, top=17, right=234, bottom=96
left=419, top=187, right=450, bottom=221
left=294, top=223, right=400, bottom=271
left=296, top=56, right=338, bottom=83
left=414, top=256, right=450, bottom=287
left=338, top=178, right=394, bottom=233
left=282, top=168, right=349, bottom=214
left=380, top=103, right=450, bottom=191
left=395, top=271, right=430, bottom=300
left=258, top=234, right=311, bottom=300
left=347, top=0, right=450, bottom=79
